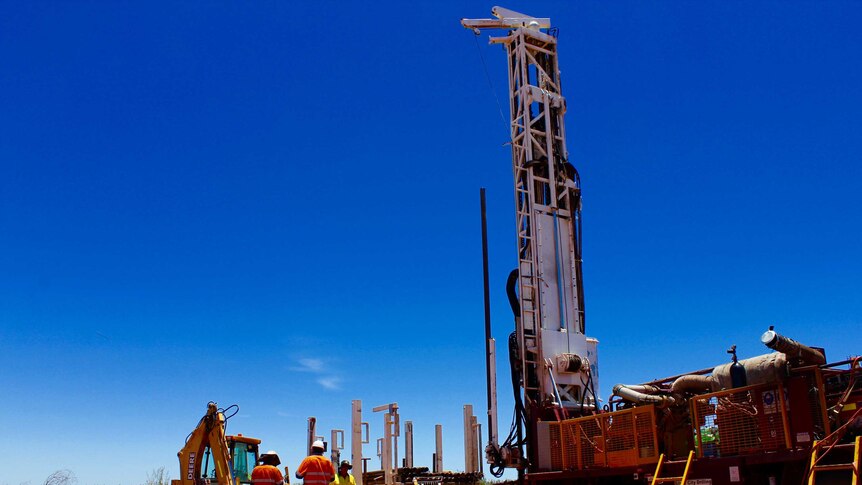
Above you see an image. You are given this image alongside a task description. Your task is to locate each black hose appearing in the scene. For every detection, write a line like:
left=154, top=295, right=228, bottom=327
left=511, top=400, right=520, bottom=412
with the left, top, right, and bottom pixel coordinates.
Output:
left=219, top=404, right=239, bottom=436
left=488, top=269, right=529, bottom=478
left=488, top=330, right=527, bottom=477
left=579, top=372, right=598, bottom=411
left=588, top=370, right=599, bottom=414
left=506, top=269, right=520, bottom=317
left=574, top=211, right=585, bottom=334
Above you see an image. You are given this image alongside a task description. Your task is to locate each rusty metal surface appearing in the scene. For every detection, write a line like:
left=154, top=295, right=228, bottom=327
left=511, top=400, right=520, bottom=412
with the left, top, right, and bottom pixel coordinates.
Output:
left=362, top=467, right=481, bottom=485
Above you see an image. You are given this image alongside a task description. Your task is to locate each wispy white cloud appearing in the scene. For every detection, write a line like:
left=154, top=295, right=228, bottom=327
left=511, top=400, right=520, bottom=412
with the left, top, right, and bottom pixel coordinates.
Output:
left=317, top=376, right=342, bottom=390
left=290, top=358, right=342, bottom=390
left=291, top=358, right=325, bottom=373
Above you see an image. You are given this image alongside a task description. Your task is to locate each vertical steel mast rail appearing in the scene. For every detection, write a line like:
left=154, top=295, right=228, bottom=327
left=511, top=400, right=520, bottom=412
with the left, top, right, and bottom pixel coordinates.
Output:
left=463, top=6, right=595, bottom=422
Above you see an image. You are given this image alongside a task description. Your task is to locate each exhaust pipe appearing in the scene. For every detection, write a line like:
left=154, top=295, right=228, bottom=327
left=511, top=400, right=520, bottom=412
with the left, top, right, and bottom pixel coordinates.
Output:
left=612, top=384, right=676, bottom=407
left=761, top=326, right=825, bottom=366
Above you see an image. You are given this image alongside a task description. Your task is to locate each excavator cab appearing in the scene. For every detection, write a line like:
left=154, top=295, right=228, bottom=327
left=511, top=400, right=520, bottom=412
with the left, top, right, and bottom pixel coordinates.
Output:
left=228, top=435, right=260, bottom=484
left=200, top=435, right=261, bottom=485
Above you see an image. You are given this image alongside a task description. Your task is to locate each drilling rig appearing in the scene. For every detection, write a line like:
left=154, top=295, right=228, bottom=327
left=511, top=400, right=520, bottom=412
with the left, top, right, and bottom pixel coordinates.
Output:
left=463, top=7, right=861, bottom=485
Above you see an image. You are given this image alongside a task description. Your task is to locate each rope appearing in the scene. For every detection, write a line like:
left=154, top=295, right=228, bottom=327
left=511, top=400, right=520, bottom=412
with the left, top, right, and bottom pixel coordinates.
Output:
left=716, top=395, right=759, bottom=417
left=578, top=423, right=604, bottom=453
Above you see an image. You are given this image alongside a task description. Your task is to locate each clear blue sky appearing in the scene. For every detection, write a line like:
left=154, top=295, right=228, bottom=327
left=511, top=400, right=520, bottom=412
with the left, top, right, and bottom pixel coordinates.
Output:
left=2, top=2, right=860, bottom=484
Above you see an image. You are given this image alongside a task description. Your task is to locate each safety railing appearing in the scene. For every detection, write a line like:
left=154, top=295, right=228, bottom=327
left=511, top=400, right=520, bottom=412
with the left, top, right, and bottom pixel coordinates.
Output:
left=548, top=405, right=659, bottom=470
left=690, top=382, right=792, bottom=458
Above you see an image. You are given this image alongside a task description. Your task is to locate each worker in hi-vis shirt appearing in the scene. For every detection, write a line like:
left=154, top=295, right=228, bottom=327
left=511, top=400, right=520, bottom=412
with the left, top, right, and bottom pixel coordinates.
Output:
left=296, top=440, right=335, bottom=485
left=253, top=451, right=285, bottom=485
left=331, top=461, right=355, bottom=485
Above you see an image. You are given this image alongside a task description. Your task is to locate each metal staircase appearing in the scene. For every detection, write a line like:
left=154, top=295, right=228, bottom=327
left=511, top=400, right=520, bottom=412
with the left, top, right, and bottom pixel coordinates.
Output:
left=650, top=451, right=694, bottom=485
left=807, top=436, right=860, bottom=485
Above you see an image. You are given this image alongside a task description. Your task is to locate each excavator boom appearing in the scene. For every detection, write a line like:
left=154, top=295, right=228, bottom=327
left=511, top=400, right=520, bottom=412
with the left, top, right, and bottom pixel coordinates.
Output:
left=173, top=402, right=260, bottom=485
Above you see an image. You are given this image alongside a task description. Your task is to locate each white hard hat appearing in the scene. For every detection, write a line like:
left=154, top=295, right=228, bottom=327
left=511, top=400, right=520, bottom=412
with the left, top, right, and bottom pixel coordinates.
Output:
left=260, top=450, right=281, bottom=466
left=312, top=440, right=325, bottom=450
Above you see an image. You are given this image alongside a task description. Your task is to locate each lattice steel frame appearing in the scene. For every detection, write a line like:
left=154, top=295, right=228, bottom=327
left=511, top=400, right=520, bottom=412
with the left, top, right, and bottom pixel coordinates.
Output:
left=488, top=23, right=587, bottom=407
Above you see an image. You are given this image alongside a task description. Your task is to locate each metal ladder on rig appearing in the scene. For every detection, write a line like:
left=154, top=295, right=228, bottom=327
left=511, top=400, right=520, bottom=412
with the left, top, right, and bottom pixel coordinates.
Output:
left=516, top=174, right=541, bottom=400
left=650, top=450, right=694, bottom=485
left=807, top=436, right=861, bottom=485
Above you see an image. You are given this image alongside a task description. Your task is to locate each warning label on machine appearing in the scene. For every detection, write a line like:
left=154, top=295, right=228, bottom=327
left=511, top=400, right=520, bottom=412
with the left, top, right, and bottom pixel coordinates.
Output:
left=762, top=390, right=777, bottom=414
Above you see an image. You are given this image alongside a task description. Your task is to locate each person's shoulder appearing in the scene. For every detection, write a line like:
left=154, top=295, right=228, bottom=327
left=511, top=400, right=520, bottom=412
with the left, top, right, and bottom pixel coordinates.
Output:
left=253, top=465, right=279, bottom=475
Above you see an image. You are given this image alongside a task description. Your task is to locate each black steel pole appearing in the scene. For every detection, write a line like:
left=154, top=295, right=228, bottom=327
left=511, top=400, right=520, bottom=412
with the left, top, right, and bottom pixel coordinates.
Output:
left=480, top=188, right=494, bottom=444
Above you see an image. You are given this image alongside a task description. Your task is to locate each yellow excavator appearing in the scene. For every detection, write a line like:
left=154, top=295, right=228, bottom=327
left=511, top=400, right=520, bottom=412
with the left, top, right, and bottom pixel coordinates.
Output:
left=172, top=402, right=264, bottom=485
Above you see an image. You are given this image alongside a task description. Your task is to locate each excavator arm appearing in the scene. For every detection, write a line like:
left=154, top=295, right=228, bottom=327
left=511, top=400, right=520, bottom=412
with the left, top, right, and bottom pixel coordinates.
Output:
left=173, top=402, right=236, bottom=485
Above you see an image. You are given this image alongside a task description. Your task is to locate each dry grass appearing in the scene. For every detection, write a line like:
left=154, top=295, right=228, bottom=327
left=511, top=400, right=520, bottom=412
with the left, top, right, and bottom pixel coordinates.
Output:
left=43, top=471, right=76, bottom=485
left=1, top=467, right=170, bottom=485
left=143, top=467, right=170, bottom=485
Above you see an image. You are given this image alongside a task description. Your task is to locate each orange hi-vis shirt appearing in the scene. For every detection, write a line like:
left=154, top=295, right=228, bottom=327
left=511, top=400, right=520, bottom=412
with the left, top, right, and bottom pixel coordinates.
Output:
left=252, top=465, right=284, bottom=485
left=296, top=455, right=335, bottom=485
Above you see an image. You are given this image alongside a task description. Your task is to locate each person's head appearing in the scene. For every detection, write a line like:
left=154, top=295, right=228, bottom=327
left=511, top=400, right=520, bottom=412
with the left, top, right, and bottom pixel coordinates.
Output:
left=338, top=460, right=352, bottom=476
left=311, top=440, right=325, bottom=455
left=260, top=451, right=281, bottom=467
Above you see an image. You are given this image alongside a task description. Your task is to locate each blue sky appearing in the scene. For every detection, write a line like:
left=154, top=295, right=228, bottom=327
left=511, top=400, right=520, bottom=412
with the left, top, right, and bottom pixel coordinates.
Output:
left=1, top=2, right=861, bottom=484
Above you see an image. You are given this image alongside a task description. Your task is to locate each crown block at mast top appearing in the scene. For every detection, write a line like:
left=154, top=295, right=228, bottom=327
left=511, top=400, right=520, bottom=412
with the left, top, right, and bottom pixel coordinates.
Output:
left=461, top=6, right=551, bottom=32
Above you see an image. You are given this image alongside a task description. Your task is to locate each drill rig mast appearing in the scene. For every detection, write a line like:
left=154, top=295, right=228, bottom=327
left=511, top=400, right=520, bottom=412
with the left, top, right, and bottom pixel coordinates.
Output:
left=463, top=6, right=599, bottom=473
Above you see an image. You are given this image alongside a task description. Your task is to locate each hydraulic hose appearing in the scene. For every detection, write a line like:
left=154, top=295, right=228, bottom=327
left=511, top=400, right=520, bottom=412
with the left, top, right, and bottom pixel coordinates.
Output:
left=506, top=269, right=520, bottom=317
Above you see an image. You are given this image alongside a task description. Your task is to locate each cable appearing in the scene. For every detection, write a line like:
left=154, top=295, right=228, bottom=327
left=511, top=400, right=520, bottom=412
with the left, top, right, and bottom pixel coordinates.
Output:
left=579, top=370, right=599, bottom=414
left=220, top=404, right=239, bottom=420
left=488, top=331, right=528, bottom=478
left=219, top=404, right=240, bottom=436
left=185, top=413, right=207, bottom=443
left=472, top=33, right=510, bottom=140
left=589, top=375, right=599, bottom=414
